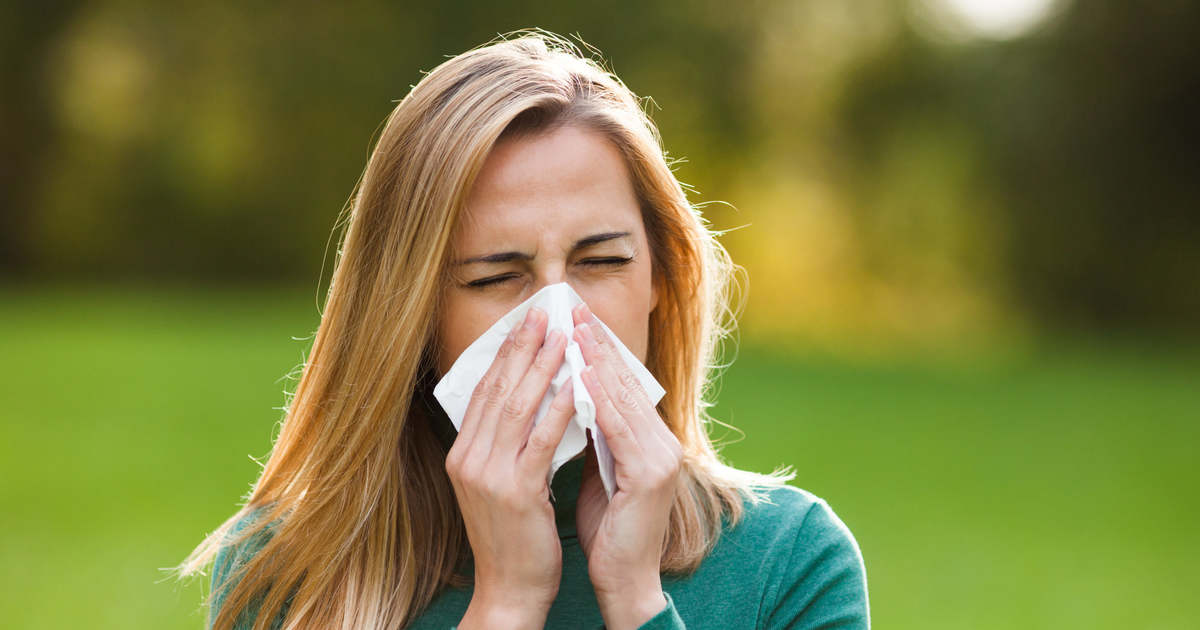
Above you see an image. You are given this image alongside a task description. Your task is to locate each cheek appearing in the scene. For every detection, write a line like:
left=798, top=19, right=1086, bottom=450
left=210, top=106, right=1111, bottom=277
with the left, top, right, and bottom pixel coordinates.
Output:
left=433, top=321, right=460, bottom=379
left=580, top=278, right=654, bottom=362
left=434, top=294, right=499, bottom=377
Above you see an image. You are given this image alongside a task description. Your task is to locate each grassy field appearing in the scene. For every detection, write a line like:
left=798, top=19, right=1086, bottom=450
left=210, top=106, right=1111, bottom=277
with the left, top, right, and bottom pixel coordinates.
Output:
left=2, top=284, right=1196, bottom=629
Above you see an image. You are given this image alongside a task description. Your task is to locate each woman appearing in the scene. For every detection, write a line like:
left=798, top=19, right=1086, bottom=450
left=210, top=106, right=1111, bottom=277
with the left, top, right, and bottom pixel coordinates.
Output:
left=177, top=29, right=870, bottom=630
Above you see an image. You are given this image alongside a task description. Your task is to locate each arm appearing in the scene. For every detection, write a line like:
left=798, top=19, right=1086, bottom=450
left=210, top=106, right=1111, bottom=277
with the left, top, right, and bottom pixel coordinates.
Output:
left=765, top=499, right=870, bottom=630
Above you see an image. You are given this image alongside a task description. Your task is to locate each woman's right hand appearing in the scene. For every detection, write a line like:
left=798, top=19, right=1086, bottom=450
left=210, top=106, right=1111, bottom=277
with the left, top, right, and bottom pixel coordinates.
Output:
left=444, top=306, right=577, bottom=629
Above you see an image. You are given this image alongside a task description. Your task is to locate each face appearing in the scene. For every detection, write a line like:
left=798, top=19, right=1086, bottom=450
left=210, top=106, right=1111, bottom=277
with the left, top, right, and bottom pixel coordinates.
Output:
left=434, top=123, right=659, bottom=378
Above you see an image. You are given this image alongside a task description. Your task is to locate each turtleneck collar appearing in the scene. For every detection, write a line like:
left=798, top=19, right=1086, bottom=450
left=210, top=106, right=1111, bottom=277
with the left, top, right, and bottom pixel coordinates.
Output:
left=550, top=455, right=585, bottom=542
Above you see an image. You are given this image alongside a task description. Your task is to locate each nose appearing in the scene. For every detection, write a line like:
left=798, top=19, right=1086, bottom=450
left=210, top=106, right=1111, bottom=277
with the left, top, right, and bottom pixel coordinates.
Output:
left=531, top=262, right=569, bottom=292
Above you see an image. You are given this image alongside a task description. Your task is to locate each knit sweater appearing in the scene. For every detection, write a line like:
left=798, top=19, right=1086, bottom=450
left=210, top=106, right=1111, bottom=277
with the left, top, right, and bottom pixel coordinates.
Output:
left=210, top=454, right=870, bottom=629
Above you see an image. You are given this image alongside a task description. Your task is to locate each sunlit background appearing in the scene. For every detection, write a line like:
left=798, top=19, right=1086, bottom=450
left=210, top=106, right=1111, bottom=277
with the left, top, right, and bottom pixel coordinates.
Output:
left=2, top=1, right=1196, bottom=628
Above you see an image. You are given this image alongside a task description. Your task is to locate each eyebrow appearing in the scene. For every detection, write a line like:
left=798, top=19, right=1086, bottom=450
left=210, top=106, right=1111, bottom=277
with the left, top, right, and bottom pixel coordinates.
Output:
left=453, top=231, right=633, bottom=266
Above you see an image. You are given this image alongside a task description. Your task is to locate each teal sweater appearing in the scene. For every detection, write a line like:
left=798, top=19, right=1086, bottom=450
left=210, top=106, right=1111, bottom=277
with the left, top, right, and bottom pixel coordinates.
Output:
left=211, top=455, right=870, bottom=629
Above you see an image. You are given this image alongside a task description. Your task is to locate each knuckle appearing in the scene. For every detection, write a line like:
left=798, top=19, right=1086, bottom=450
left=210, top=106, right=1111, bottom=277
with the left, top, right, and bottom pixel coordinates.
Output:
left=622, top=460, right=646, bottom=483
left=609, top=415, right=634, bottom=439
left=532, top=346, right=556, bottom=372
left=486, top=375, right=512, bottom=404
left=526, top=431, right=552, bottom=453
left=616, top=386, right=640, bottom=410
left=496, top=334, right=515, bottom=359
left=479, top=472, right=502, bottom=496
left=458, top=460, right=485, bottom=487
left=501, top=394, right=529, bottom=422
left=482, top=474, right=518, bottom=506
left=469, top=376, right=490, bottom=401
left=551, top=391, right=575, bottom=413
left=618, top=369, right=642, bottom=393
left=510, top=329, right=533, bottom=353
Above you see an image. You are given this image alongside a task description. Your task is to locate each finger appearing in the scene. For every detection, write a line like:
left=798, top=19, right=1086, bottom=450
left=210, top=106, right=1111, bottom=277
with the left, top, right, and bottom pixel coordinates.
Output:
left=453, top=323, right=519, bottom=455
left=579, top=308, right=682, bottom=464
left=517, top=378, right=576, bottom=481
left=580, top=365, right=645, bottom=475
left=571, top=304, right=658, bottom=419
left=571, top=314, right=664, bottom=453
left=459, top=307, right=547, bottom=461
left=492, top=328, right=567, bottom=459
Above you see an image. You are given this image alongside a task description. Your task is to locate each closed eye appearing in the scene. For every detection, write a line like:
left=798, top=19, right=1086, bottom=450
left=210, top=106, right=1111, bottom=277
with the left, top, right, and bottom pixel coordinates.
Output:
left=465, top=273, right=518, bottom=288
left=465, top=257, right=633, bottom=289
left=579, top=256, right=633, bottom=267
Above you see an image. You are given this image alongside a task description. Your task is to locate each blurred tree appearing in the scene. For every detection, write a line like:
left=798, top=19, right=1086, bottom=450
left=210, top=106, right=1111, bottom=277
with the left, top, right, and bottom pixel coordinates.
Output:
left=983, top=2, right=1200, bottom=331
left=835, top=0, right=1200, bottom=332
left=4, top=0, right=1197, bottom=336
left=8, top=0, right=763, bottom=285
left=0, top=0, right=86, bottom=273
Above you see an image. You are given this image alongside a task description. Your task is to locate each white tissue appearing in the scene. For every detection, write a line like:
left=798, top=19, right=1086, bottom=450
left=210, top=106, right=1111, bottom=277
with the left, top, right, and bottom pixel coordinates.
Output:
left=432, top=282, right=665, bottom=500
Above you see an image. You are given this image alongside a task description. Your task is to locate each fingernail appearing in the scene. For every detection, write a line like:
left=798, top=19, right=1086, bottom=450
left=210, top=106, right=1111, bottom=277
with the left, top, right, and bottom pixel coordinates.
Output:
left=524, top=307, right=543, bottom=330
left=579, top=304, right=603, bottom=334
left=576, top=321, right=595, bottom=345
left=546, top=329, right=563, bottom=346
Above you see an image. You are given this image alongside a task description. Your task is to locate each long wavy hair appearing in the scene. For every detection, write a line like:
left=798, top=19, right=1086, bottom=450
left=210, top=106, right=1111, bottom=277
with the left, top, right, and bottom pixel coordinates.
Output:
left=175, top=28, right=795, bottom=630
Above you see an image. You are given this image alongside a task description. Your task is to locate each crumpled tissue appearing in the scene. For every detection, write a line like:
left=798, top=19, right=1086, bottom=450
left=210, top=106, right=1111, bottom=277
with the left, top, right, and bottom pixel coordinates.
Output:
left=433, top=282, right=665, bottom=500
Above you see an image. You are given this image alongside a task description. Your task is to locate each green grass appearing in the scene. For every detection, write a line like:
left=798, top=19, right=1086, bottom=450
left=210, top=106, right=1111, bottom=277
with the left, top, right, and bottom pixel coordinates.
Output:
left=2, top=284, right=1196, bottom=629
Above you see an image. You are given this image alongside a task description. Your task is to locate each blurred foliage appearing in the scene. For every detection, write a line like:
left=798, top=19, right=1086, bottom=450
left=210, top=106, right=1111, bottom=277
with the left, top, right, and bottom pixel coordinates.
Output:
left=2, top=0, right=1197, bottom=347
left=835, top=1, right=1200, bottom=332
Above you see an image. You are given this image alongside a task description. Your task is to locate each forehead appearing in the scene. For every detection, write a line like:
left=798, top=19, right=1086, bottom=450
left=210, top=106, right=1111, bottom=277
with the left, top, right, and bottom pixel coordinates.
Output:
left=453, top=125, right=644, bottom=249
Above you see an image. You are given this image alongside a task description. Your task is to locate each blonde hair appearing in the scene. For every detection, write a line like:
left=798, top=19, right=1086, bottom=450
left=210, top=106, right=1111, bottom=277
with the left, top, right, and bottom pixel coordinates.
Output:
left=175, top=28, right=795, bottom=630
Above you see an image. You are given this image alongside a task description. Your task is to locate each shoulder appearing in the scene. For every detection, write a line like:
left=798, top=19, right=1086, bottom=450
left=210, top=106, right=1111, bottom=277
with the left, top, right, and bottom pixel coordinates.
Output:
left=212, top=508, right=279, bottom=592
left=210, top=507, right=288, bottom=628
left=725, top=483, right=861, bottom=556
left=726, top=483, right=871, bottom=629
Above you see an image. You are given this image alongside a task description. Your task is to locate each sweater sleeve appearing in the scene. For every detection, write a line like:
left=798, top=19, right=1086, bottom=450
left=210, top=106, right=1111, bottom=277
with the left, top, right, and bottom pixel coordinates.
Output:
left=633, top=590, right=686, bottom=629
left=449, top=592, right=684, bottom=630
left=765, top=498, right=870, bottom=629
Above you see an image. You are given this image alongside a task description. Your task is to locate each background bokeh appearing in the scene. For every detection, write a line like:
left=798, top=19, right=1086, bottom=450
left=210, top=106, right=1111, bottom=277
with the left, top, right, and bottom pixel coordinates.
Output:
left=2, top=1, right=1197, bottom=628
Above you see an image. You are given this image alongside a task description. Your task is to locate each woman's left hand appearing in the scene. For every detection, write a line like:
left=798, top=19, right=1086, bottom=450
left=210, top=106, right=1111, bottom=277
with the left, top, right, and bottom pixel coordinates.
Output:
left=571, top=303, right=683, bottom=630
